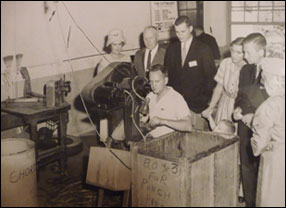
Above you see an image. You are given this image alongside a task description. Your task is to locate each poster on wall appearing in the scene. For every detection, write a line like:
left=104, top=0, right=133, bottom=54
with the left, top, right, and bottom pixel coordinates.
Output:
left=150, top=1, right=178, bottom=40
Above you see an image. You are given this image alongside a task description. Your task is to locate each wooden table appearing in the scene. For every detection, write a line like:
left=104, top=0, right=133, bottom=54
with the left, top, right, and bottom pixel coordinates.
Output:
left=1, top=101, right=71, bottom=173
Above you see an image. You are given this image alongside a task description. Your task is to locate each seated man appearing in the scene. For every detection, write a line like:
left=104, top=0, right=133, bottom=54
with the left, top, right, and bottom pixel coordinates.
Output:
left=145, top=64, right=193, bottom=138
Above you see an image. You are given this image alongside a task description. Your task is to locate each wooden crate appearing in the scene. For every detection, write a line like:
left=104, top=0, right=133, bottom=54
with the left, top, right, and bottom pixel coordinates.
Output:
left=130, top=131, right=240, bottom=207
left=86, top=146, right=131, bottom=191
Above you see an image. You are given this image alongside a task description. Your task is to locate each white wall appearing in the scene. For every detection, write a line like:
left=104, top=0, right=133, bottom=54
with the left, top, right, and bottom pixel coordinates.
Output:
left=1, top=1, right=151, bottom=80
left=203, top=1, right=230, bottom=47
left=1, top=1, right=153, bottom=136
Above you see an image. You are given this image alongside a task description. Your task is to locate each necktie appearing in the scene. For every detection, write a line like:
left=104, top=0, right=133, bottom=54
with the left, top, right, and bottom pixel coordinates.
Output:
left=147, top=50, right=152, bottom=71
left=182, top=43, right=187, bottom=66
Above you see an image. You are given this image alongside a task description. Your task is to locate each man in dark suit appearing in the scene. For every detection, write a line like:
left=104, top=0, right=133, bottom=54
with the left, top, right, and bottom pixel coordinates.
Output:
left=133, top=26, right=166, bottom=78
left=233, top=33, right=269, bottom=207
left=194, top=25, right=221, bottom=60
left=164, top=16, right=217, bottom=130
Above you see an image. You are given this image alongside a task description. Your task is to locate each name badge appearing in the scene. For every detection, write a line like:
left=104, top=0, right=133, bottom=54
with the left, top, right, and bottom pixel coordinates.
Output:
left=188, top=60, right=198, bottom=68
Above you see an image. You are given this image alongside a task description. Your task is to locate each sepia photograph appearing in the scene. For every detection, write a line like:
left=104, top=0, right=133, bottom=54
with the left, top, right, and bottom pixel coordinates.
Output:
left=1, top=1, right=285, bottom=207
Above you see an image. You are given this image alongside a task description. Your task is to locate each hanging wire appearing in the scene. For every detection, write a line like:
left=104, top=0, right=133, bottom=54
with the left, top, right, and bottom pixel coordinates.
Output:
left=61, top=1, right=111, bottom=64
left=55, top=2, right=131, bottom=170
left=131, top=75, right=148, bottom=102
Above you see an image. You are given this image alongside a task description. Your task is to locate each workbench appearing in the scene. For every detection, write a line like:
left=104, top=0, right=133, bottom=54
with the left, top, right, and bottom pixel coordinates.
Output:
left=1, top=101, right=71, bottom=173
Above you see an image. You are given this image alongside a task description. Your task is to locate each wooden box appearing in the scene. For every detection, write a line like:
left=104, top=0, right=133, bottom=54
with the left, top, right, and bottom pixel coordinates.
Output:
left=86, top=146, right=131, bottom=191
left=130, top=131, right=240, bottom=207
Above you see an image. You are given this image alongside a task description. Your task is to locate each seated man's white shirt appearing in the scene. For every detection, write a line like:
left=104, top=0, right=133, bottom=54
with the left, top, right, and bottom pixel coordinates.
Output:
left=147, top=86, right=191, bottom=138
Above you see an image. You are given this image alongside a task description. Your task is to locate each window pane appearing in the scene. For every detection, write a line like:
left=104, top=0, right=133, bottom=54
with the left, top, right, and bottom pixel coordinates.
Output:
left=178, top=1, right=187, bottom=10
left=259, top=6, right=272, bottom=11
left=179, top=10, right=187, bottom=16
left=259, top=1, right=273, bottom=7
left=273, top=10, right=285, bottom=22
left=274, top=1, right=285, bottom=6
left=187, top=1, right=196, bottom=9
left=232, top=11, right=244, bottom=22
left=245, top=1, right=258, bottom=7
left=186, top=10, right=197, bottom=25
left=245, top=10, right=258, bottom=22
left=232, top=7, right=244, bottom=11
left=259, top=11, right=273, bottom=22
left=231, top=24, right=280, bottom=41
left=232, top=1, right=244, bottom=7
left=245, top=6, right=258, bottom=11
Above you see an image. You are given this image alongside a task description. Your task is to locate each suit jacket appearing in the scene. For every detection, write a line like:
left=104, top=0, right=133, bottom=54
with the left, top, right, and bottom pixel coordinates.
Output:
left=133, top=46, right=166, bottom=77
left=164, top=38, right=217, bottom=113
left=196, top=33, right=221, bottom=60
left=234, top=64, right=269, bottom=115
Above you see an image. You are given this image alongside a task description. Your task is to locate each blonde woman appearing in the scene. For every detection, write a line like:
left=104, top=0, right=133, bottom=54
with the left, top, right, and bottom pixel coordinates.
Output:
left=202, top=37, right=246, bottom=126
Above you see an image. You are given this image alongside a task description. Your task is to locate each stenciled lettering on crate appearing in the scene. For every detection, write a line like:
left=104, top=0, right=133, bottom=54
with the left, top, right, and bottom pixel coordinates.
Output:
left=131, top=131, right=240, bottom=207
left=136, top=155, right=183, bottom=207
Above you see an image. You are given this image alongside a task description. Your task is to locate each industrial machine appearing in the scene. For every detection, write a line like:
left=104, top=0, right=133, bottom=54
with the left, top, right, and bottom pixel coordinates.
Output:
left=44, top=75, right=71, bottom=107
left=81, top=62, right=151, bottom=144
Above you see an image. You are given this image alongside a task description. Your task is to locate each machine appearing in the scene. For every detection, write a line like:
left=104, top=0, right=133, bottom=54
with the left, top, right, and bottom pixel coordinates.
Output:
left=81, top=62, right=151, bottom=143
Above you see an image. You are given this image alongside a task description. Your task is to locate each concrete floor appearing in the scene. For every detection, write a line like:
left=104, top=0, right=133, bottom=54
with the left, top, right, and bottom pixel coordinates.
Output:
left=36, top=131, right=126, bottom=207
left=6, top=129, right=245, bottom=207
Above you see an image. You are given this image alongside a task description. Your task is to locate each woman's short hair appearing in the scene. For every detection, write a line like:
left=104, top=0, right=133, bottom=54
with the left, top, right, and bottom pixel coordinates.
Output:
left=150, top=64, right=168, bottom=77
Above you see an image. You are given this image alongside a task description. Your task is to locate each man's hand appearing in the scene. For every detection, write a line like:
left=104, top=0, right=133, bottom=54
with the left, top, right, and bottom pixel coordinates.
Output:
left=233, top=107, right=243, bottom=121
left=250, top=138, right=258, bottom=156
left=242, top=113, right=254, bottom=128
left=149, top=116, right=162, bottom=128
left=202, top=107, right=213, bottom=118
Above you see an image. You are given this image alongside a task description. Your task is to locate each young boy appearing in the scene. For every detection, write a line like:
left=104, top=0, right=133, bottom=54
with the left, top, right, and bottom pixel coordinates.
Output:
left=207, top=115, right=235, bottom=139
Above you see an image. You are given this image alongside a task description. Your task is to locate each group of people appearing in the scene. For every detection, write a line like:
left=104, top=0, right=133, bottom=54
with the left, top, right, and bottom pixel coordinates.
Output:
left=93, top=15, right=285, bottom=207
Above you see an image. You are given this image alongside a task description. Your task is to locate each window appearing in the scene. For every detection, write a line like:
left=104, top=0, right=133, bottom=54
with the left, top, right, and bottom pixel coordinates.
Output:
left=177, top=1, right=203, bottom=26
left=230, top=1, right=285, bottom=40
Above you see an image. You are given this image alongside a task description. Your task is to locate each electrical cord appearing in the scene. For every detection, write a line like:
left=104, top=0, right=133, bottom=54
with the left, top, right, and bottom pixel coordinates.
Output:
left=131, top=75, right=148, bottom=102
left=56, top=2, right=131, bottom=170
left=61, top=1, right=111, bottom=64
left=123, top=90, right=147, bottom=142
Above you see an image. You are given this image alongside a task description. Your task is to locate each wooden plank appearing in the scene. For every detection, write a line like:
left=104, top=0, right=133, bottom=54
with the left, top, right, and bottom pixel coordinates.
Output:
left=189, top=154, right=215, bottom=206
left=214, top=141, right=239, bottom=207
left=134, top=154, right=183, bottom=207
left=86, top=147, right=131, bottom=191
left=97, top=188, right=104, bottom=207
left=1, top=101, right=70, bottom=119
left=130, top=143, right=139, bottom=207
left=122, top=190, right=130, bottom=207
left=1, top=112, right=24, bottom=131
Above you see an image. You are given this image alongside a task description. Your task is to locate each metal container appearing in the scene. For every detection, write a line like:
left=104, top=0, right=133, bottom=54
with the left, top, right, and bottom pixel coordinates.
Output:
left=130, top=131, right=240, bottom=207
left=1, top=138, right=38, bottom=207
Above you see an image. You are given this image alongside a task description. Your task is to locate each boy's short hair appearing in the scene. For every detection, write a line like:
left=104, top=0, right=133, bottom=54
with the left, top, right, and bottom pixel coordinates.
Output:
left=150, top=64, right=168, bottom=77
left=243, top=33, right=266, bottom=51
left=175, top=16, right=192, bottom=27
left=230, top=37, right=244, bottom=47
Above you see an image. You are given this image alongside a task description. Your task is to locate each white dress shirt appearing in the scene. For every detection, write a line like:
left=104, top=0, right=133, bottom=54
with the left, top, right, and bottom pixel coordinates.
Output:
left=181, top=36, right=193, bottom=60
left=144, top=44, right=159, bottom=71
